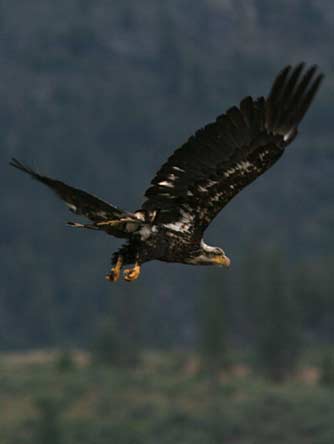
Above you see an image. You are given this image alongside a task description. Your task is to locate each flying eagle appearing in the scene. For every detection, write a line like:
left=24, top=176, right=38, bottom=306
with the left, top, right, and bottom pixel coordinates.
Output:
left=11, top=63, right=323, bottom=282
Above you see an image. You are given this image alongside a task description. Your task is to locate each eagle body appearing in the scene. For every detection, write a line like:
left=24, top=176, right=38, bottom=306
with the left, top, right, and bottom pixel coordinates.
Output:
left=11, top=63, right=323, bottom=282
left=114, top=224, right=225, bottom=267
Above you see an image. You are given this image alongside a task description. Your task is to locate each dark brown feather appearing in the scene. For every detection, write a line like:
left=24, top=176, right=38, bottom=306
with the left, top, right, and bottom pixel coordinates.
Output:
left=142, top=63, right=323, bottom=237
left=10, top=158, right=136, bottom=237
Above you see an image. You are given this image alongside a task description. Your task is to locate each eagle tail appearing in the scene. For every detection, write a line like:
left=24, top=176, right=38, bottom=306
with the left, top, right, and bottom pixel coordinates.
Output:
left=10, top=158, right=143, bottom=238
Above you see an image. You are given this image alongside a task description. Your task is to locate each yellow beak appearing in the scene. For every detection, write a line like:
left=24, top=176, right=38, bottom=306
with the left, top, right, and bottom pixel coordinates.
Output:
left=212, top=254, right=231, bottom=267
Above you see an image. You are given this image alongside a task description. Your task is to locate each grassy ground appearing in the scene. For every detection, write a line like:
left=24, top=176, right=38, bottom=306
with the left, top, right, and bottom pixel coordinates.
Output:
left=1, top=350, right=334, bottom=444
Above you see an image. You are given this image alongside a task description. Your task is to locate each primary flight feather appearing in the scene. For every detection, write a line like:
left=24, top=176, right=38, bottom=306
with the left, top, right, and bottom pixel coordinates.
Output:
left=11, top=63, right=323, bottom=282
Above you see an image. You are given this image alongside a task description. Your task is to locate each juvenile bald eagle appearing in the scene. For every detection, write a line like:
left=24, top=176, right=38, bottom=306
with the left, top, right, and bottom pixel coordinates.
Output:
left=11, top=63, right=323, bottom=282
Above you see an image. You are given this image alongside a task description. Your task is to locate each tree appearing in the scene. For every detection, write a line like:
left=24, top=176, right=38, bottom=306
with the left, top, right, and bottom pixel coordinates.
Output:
left=254, top=249, right=303, bottom=382
left=197, top=269, right=231, bottom=374
left=34, top=397, right=63, bottom=444
left=91, top=314, right=140, bottom=367
left=320, top=349, right=334, bottom=387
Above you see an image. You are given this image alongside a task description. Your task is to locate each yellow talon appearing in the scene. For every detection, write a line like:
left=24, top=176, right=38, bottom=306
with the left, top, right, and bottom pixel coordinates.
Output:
left=123, top=262, right=141, bottom=282
left=105, top=256, right=123, bottom=282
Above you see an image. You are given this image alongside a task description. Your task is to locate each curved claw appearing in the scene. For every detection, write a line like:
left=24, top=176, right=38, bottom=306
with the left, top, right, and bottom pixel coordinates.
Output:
left=105, top=271, right=120, bottom=282
left=123, top=263, right=141, bottom=282
left=105, top=256, right=123, bottom=283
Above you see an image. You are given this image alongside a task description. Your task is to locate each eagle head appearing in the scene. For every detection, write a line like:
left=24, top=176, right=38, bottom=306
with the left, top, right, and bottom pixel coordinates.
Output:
left=187, top=242, right=231, bottom=266
left=208, top=247, right=231, bottom=267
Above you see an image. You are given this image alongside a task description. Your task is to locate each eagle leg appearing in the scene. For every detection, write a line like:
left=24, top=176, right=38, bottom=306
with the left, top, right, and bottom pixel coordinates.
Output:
left=67, top=221, right=99, bottom=230
left=105, top=255, right=123, bottom=282
left=123, top=262, right=141, bottom=282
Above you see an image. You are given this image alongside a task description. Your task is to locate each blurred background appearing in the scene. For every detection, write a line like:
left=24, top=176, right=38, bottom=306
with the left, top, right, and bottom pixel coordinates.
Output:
left=2, top=0, right=334, bottom=443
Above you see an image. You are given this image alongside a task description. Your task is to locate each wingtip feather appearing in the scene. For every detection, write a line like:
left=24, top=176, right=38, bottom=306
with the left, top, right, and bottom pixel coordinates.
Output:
left=266, top=62, right=324, bottom=137
left=10, top=157, right=32, bottom=173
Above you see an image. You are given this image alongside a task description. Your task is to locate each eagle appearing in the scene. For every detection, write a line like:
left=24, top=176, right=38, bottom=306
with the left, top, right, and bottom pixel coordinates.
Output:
left=11, top=63, right=323, bottom=282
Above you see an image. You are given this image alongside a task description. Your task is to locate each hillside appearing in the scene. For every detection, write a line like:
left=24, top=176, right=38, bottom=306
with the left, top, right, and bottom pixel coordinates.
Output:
left=2, top=0, right=334, bottom=348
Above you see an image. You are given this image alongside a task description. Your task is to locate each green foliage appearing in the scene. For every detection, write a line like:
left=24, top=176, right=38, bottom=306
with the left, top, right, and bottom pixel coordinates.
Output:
left=320, top=350, right=334, bottom=387
left=55, top=350, right=75, bottom=373
left=1, top=352, right=334, bottom=444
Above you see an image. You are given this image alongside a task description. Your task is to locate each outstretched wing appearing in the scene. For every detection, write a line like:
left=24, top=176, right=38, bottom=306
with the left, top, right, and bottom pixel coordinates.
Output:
left=142, top=63, right=323, bottom=238
left=10, top=159, right=139, bottom=237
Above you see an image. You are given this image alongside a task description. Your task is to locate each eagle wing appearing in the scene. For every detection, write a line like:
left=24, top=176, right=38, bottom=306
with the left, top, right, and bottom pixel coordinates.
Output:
left=10, top=159, right=140, bottom=237
left=142, top=63, right=323, bottom=238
